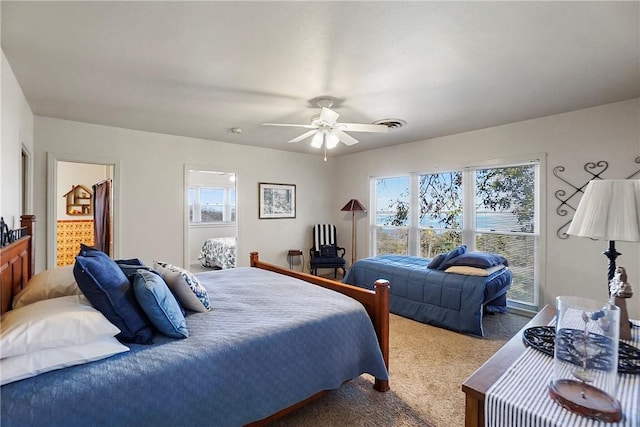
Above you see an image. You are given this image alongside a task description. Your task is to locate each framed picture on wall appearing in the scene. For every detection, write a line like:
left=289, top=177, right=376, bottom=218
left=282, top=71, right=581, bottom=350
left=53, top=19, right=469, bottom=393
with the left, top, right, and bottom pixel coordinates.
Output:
left=259, top=182, right=296, bottom=219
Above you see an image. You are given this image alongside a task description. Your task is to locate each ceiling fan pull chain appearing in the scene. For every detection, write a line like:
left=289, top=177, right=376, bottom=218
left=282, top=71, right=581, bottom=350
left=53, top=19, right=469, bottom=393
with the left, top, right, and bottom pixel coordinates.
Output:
left=323, top=135, right=328, bottom=161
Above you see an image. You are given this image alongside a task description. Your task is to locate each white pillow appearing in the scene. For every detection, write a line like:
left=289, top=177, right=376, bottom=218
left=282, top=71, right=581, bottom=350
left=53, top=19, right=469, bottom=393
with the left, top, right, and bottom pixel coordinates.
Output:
left=1, top=295, right=120, bottom=359
left=0, top=337, right=129, bottom=385
left=444, top=264, right=506, bottom=277
left=13, top=265, right=83, bottom=309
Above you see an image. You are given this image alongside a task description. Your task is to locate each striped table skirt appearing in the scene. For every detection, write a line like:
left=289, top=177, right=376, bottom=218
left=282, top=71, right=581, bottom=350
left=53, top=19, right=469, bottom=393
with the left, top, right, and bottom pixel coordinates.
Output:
left=485, top=319, right=639, bottom=427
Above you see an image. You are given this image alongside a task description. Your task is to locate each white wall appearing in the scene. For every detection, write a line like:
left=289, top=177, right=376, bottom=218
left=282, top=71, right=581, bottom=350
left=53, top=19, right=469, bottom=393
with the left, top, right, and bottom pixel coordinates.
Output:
left=57, top=161, right=110, bottom=219
left=1, top=51, right=33, bottom=225
left=33, top=116, right=337, bottom=272
left=334, top=99, right=640, bottom=318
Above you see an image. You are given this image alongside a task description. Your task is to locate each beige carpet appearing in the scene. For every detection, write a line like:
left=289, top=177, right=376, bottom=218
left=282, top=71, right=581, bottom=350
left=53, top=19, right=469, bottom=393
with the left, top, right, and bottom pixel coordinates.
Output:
left=271, top=311, right=530, bottom=427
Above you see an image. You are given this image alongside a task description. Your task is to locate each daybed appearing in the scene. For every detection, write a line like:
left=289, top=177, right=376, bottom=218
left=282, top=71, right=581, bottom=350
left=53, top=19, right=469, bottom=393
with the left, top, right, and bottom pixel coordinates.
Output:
left=0, top=216, right=390, bottom=427
left=198, top=236, right=236, bottom=269
left=343, top=251, right=512, bottom=337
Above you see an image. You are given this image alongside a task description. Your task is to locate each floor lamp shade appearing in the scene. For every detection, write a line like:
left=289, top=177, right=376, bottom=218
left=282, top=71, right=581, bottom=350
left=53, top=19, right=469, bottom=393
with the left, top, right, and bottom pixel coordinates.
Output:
left=341, top=199, right=367, bottom=265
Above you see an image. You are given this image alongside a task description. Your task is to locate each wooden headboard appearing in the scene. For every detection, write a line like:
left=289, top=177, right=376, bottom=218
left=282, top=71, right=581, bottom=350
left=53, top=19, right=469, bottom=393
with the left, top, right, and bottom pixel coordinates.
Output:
left=0, top=215, right=35, bottom=314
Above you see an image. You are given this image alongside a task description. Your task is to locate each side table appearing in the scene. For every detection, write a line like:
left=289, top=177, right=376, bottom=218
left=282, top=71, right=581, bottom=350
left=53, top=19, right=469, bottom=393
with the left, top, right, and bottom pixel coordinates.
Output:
left=462, top=306, right=553, bottom=427
left=287, top=249, right=304, bottom=272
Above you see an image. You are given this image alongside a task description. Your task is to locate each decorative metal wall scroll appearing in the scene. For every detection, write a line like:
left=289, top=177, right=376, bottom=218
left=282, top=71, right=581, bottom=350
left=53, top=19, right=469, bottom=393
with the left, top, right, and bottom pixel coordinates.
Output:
left=554, top=156, right=640, bottom=239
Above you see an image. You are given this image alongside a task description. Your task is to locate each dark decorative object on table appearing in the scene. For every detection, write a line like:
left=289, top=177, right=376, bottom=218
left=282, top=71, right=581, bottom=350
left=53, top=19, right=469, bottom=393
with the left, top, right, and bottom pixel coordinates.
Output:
left=0, top=217, right=13, bottom=247
left=523, top=326, right=640, bottom=374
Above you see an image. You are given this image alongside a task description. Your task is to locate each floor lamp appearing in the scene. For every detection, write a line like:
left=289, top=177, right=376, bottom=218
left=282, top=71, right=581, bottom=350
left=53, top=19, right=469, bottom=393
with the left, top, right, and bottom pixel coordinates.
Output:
left=567, top=179, right=640, bottom=340
left=341, top=199, right=367, bottom=266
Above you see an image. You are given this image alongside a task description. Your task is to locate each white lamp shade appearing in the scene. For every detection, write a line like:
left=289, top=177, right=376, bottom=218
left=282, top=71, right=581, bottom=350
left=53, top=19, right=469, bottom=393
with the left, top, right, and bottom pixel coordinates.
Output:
left=567, top=179, right=640, bottom=242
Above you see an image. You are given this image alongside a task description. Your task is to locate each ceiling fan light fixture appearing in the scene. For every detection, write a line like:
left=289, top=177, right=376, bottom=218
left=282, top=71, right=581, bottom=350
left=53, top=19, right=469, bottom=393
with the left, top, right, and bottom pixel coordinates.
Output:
left=311, top=132, right=323, bottom=148
left=325, top=133, right=339, bottom=149
left=263, top=96, right=388, bottom=154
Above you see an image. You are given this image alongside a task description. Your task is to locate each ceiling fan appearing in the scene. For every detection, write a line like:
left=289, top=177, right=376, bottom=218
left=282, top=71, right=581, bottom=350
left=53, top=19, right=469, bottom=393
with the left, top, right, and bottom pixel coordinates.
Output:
left=262, top=97, right=388, bottom=153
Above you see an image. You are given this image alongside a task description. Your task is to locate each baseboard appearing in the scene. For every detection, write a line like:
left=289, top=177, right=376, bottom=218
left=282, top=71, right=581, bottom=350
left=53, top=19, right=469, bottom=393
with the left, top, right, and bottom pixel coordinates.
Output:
left=507, top=305, right=537, bottom=318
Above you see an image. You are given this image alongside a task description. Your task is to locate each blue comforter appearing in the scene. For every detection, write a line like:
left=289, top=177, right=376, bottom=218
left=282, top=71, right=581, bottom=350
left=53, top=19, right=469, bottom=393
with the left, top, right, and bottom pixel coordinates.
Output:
left=343, top=255, right=512, bottom=337
left=1, top=268, right=388, bottom=427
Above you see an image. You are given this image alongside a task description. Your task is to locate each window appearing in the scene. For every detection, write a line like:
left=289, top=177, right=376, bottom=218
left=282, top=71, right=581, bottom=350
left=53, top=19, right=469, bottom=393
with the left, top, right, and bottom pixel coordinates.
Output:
left=373, top=176, right=409, bottom=255
left=189, top=186, right=236, bottom=224
left=473, top=165, right=538, bottom=308
left=372, top=160, right=540, bottom=310
left=417, top=172, right=463, bottom=258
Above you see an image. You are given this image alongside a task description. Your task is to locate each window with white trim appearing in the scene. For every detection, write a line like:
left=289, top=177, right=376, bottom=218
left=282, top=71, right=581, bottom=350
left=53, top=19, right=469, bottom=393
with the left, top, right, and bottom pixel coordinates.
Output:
left=371, top=160, right=540, bottom=309
left=188, top=186, right=236, bottom=224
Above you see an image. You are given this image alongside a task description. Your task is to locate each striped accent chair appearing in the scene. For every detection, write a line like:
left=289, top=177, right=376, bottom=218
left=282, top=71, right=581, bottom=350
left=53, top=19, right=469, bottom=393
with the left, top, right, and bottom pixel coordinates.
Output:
left=309, top=224, right=346, bottom=277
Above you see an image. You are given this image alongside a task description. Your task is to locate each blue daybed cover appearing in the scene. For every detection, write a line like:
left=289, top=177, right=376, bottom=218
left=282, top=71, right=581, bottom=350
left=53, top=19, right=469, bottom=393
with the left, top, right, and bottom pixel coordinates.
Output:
left=1, top=268, right=388, bottom=427
left=343, top=255, right=512, bottom=337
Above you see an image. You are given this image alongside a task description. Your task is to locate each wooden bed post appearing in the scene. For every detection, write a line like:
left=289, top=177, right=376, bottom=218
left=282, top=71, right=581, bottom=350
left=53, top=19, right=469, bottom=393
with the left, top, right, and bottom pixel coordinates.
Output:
left=250, top=251, right=259, bottom=267
left=373, top=279, right=390, bottom=392
left=20, top=215, right=35, bottom=277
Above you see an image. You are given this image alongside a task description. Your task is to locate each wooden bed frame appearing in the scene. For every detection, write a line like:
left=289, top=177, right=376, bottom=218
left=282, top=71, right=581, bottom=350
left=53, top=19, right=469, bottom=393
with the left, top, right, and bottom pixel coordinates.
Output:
left=0, top=215, right=390, bottom=426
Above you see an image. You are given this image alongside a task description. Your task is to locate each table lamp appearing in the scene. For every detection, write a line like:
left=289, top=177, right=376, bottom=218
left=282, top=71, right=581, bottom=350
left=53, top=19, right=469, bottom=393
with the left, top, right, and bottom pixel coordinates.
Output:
left=341, top=199, right=367, bottom=265
left=567, top=179, right=640, bottom=340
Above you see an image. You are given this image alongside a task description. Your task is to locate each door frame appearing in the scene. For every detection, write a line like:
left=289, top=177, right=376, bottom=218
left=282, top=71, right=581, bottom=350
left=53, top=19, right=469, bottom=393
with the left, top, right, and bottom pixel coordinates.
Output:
left=47, top=152, right=120, bottom=269
left=183, top=164, right=237, bottom=269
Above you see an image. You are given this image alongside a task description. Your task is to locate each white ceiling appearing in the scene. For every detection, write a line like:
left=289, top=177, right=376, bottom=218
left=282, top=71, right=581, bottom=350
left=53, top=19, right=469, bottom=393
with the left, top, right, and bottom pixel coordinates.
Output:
left=2, top=1, right=639, bottom=157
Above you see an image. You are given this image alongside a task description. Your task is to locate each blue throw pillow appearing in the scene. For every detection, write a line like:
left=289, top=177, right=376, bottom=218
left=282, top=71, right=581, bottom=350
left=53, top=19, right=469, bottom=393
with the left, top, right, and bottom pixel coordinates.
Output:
left=73, top=246, right=154, bottom=344
left=437, top=245, right=467, bottom=270
left=133, top=270, right=188, bottom=339
left=115, top=258, right=161, bottom=282
left=442, top=251, right=508, bottom=269
left=427, top=253, right=446, bottom=269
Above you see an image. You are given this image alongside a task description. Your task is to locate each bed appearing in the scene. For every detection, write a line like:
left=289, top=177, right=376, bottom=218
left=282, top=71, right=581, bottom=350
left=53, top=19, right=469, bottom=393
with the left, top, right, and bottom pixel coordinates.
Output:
left=0, top=216, right=390, bottom=426
left=343, top=253, right=512, bottom=337
left=198, top=236, right=236, bottom=269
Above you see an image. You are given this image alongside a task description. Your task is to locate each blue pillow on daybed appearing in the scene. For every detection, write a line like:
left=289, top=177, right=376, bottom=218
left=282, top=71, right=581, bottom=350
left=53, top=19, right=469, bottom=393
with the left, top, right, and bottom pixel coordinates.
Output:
left=73, top=244, right=154, bottom=344
left=437, top=245, right=467, bottom=270
left=442, top=251, right=508, bottom=269
left=427, top=253, right=447, bottom=269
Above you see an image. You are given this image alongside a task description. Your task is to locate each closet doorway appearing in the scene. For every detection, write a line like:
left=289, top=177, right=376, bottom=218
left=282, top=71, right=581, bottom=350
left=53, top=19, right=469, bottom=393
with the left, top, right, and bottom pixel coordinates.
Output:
left=47, top=153, right=119, bottom=269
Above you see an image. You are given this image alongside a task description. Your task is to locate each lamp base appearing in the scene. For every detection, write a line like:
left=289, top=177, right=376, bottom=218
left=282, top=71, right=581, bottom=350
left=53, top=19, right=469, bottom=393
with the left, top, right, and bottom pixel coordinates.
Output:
left=548, top=379, right=622, bottom=422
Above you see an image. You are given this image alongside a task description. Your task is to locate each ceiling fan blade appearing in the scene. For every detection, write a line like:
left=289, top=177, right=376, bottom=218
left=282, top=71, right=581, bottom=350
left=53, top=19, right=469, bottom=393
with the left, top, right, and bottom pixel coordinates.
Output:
left=319, top=107, right=340, bottom=126
left=262, top=123, right=316, bottom=129
left=288, top=129, right=318, bottom=143
left=334, top=130, right=359, bottom=146
left=339, top=123, right=389, bottom=133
